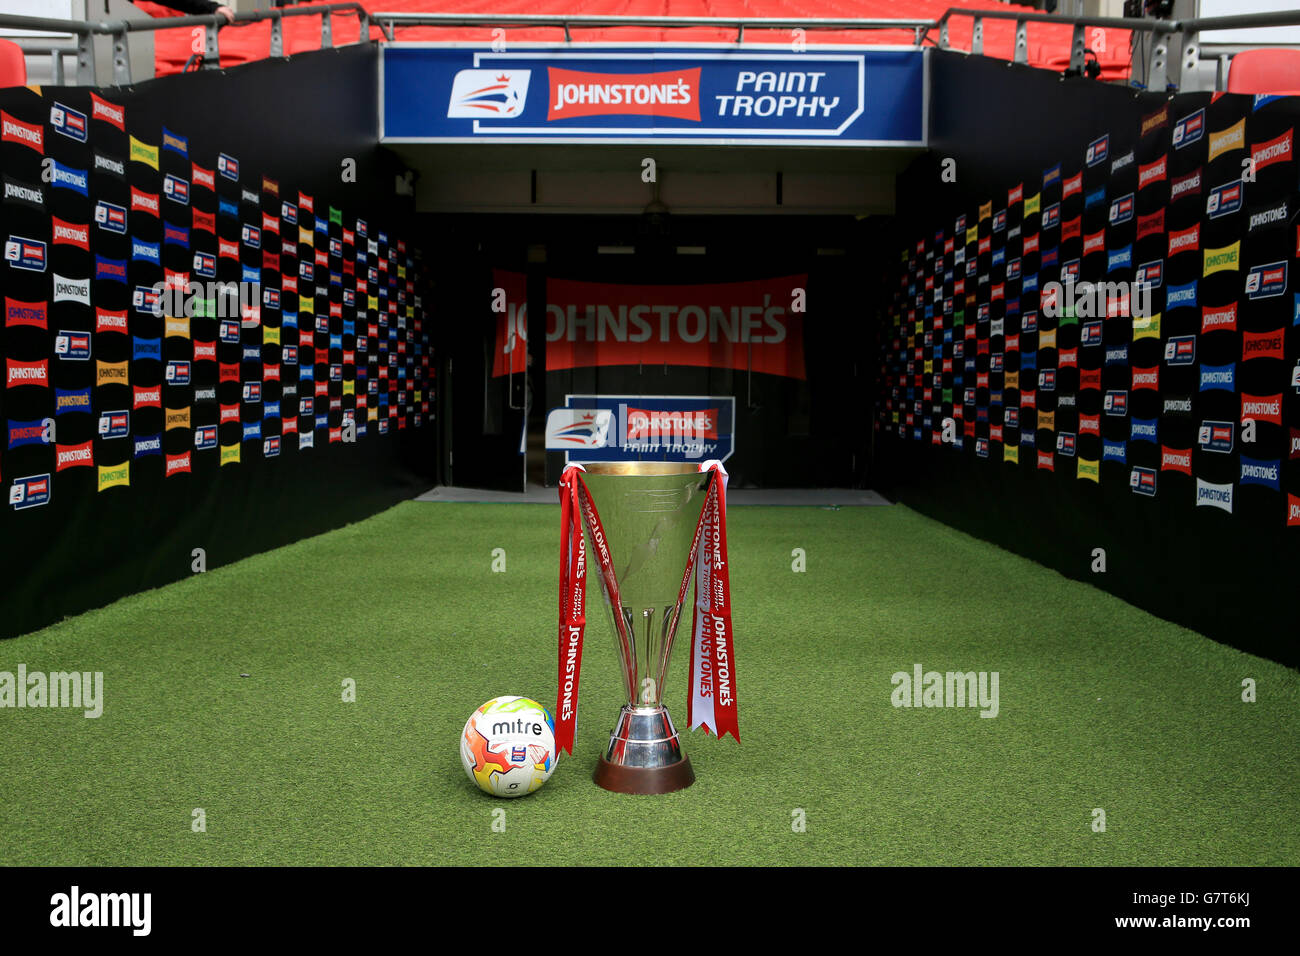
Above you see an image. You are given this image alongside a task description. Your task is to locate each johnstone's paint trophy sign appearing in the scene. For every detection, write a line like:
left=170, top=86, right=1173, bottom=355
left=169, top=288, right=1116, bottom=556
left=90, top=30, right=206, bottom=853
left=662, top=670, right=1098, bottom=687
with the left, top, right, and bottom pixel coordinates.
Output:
left=381, top=46, right=926, bottom=145
left=546, top=395, right=736, bottom=465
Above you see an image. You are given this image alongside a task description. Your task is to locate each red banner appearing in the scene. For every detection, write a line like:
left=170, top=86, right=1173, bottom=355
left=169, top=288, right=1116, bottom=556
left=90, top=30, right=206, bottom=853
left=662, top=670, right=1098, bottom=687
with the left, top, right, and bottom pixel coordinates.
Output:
left=490, top=269, right=528, bottom=378
left=541, top=275, right=807, bottom=378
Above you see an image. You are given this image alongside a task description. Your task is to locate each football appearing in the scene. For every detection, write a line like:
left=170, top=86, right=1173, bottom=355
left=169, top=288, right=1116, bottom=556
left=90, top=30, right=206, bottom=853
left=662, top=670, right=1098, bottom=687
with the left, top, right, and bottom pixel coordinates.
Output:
left=460, top=696, right=557, bottom=798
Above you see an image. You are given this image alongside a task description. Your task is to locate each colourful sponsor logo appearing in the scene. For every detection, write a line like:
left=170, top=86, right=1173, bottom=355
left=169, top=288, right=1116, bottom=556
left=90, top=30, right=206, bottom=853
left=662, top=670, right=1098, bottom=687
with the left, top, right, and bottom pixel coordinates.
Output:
left=90, top=93, right=125, bottom=130
left=97, top=409, right=130, bottom=439
left=1132, top=366, right=1159, bottom=390
left=1200, top=363, right=1235, bottom=391
left=96, top=360, right=129, bottom=387
left=56, top=441, right=94, bottom=470
left=5, top=236, right=46, bottom=271
left=1086, top=134, right=1109, bottom=167
left=7, top=358, right=48, bottom=387
left=1240, top=456, right=1281, bottom=490
left=1245, top=261, right=1287, bottom=299
left=9, top=473, right=51, bottom=509
left=1165, top=335, right=1196, bottom=366
left=1251, top=127, right=1293, bottom=173
left=1196, top=478, right=1233, bottom=513
left=133, top=384, right=161, bottom=409
left=54, top=330, right=91, bottom=361
left=130, top=187, right=159, bottom=216
left=1206, top=180, right=1243, bottom=219
left=7, top=418, right=51, bottom=449
left=6, top=297, right=47, bottom=329
left=1168, top=224, right=1199, bottom=257
left=164, top=222, right=190, bottom=247
left=132, top=286, right=161, bottom=315
left=1172, top=108, right=1204, bottom=149
left=1138, top=157, right=1170, bottom=191
left=1160, top=446, right=1192, bottom=475
left=95, top=200, right=127, bottom=234
left=1203, top=241, right=1240, bottom=276
left=1, top=111, right=43, bottom=152
left=97, top=461, right=130, bottom=492
left=1207, top=117, right=1245, bottom=161
left=1170, top=167, right=1202, bottom=201
left=1243, top=328, right=1285, bottom=361
left=55, top=387, right=91, bottom=414
left=50, top=102, right=87, bottom=142
left=1130, top=418, right=1158, bottom=443
left=1130, top=466, right=1157, bottom=496
left=1198, top=421, right=1234, bottom=453
left=1241, top=393, right=1283, bottom=425
left=129, top=136, right=159, bottom=169
left=1201, top=302, right=1237, bottom=332
left=164, top=406, right=191, bottom=431
left=166, top=451, right=192, bottom=476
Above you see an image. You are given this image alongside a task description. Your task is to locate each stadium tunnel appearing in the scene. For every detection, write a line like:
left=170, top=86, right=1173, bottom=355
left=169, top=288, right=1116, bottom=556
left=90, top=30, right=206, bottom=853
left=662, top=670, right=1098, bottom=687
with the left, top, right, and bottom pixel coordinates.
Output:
left=2, top=1, right=1300, bottom=667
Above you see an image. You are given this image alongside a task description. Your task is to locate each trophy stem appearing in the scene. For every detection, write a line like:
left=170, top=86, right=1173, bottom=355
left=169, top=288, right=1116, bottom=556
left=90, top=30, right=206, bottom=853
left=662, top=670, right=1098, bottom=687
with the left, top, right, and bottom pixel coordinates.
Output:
left=593, top=704, right=695, bottom=795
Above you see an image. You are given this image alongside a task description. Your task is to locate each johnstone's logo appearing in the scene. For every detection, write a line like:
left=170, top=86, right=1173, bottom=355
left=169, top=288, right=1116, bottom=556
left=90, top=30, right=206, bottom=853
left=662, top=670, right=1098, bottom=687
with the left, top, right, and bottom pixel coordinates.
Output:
left=448, top=70, right=532, bottom=118
left=1199, top=420, right=1234, bottom=453
left=50, top=103, right=87, bottom=142
left=547, top=67, right=705, bottom=121
left=1197, top=478, right=1233, bottom=513
left=1173, top=108, right=1204, bottom=148
left=1085, top=134, right=1108, bottom=167
left=9, top=473, right=50, bottom=509
left=1245, top=261, right=1287, bottom=299
left=1206, top=180, right=1243, bottom=219
left=1130, top=466, right=1157, bottom=497
left=5, top=236, right=46, bottom=271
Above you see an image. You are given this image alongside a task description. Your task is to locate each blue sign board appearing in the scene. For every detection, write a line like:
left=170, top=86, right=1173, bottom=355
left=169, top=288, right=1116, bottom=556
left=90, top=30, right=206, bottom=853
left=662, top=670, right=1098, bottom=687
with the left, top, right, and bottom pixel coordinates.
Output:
left=381, top=45, right=926, bottom=145
left=549, top=394, right=736, bottom=464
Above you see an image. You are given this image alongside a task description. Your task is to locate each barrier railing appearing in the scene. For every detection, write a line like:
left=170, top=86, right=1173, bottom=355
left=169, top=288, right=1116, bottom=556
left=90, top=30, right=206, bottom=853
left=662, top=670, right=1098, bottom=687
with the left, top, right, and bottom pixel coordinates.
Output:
left=368, top=13, right=934, bottom=45
left=0, top=2, right=369, bottom=86
left=3, top=6, right=1300, bottom=91
left=927, top=6, right=1300, bottom=90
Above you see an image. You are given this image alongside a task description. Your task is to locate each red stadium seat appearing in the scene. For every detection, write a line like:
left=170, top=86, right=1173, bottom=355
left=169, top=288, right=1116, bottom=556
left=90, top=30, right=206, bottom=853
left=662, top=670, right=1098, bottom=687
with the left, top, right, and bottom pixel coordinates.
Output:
left=1226, top=48, right=1300, bottom=96
left=0, top=38, right=26, bottom=88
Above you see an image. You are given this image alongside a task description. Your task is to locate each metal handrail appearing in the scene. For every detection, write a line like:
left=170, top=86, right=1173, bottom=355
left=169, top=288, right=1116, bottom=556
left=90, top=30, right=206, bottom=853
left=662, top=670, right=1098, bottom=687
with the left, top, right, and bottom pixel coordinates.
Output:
left=370, top=12, right=935, bottom=45
left=0, top=3, right=370, bottom=86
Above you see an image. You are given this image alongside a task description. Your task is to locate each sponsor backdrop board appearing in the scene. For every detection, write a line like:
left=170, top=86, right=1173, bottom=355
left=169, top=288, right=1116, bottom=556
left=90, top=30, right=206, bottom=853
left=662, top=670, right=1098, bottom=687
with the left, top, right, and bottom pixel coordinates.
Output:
left=0, top=45, right=435, bottom=639
left=877, top=51, right=1300, bottom=665
left=465, top=221, right=877, bottom=488
left=381, top=45, right=926, bottom=146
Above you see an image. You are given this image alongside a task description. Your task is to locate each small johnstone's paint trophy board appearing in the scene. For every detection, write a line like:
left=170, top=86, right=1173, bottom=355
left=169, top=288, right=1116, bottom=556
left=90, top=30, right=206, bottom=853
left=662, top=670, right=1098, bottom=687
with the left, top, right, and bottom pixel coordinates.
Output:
left=556, top=460, right=740, bottom=794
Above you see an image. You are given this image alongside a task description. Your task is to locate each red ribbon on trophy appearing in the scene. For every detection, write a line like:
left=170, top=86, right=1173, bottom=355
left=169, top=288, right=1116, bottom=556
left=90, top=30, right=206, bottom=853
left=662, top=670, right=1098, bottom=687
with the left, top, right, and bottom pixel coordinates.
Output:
left=555, top=461, right=740, bottom=756
left=683, top=460, right=740, bottom=742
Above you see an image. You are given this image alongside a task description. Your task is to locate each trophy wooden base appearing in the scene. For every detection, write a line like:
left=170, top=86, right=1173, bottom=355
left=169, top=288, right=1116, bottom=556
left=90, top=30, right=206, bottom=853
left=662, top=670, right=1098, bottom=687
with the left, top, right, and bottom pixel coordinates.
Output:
left=593, top=755, right=695, bottom=795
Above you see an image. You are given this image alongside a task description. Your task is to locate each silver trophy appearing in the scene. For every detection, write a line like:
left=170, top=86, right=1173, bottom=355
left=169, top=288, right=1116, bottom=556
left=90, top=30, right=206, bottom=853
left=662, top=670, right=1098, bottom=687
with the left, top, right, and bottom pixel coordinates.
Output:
left=577, top=462, right=713, bottom=794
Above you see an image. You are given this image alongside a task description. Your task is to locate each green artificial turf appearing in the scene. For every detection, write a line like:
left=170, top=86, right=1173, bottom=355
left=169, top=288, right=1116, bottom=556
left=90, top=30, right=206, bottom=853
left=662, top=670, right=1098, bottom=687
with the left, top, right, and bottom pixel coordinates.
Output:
left=0, top=500, right=1296, bottom=866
